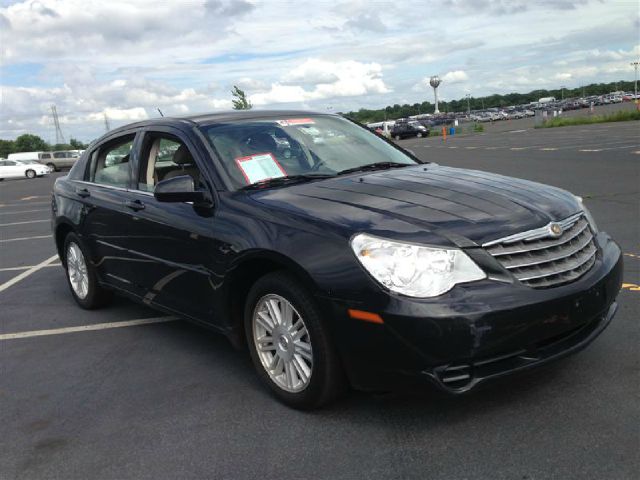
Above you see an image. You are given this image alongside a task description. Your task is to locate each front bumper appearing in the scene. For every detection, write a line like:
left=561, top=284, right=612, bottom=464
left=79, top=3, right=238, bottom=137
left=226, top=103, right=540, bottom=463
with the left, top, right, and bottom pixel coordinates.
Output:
left=323, top=232, right=623, bottom=393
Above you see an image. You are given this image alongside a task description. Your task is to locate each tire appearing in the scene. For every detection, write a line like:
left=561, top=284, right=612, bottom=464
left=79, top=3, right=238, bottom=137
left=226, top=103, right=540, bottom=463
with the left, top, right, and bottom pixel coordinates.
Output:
left=244, top=271, right=346, bottom=409
left=25, top=169, right=36, bottom=179
left=416, top=132, right=423, bottom=138
left=47, top=163, right=57, bottom=172
left=63, top=232, right=113, bottom=309
left=394, top=135, right=401, bottom=141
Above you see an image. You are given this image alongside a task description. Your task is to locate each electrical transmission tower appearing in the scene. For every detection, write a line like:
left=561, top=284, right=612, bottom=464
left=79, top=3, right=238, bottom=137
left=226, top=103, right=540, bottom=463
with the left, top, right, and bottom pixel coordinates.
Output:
left=51, top=105, right=65, bottom=144
left=104, top=112, right=111, bottom=132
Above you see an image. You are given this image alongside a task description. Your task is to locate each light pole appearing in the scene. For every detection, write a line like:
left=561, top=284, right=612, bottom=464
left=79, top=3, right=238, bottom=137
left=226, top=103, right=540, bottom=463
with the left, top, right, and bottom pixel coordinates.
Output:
left=632, top=61, right=639, bottom=102
left=466, top=93, right=471, bottom=114
left=429, top=76, right=442, bottom=114
left=560, top=86, right=565, bottom=101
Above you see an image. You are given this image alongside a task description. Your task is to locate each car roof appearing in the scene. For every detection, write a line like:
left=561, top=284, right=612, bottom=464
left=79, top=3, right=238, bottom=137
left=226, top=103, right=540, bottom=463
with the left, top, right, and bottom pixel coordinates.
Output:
left=105, top=110, right=334, bottom=134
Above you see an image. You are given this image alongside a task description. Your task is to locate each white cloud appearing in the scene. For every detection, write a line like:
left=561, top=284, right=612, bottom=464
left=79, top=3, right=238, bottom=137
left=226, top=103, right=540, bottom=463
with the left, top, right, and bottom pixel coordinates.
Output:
left=441, top=70, right=469, bottom=84
left=251, top=59, right=390, bottom=105
left=235, top=77, right=269, bottom=92
left=87, top=107, right=148, bottom=122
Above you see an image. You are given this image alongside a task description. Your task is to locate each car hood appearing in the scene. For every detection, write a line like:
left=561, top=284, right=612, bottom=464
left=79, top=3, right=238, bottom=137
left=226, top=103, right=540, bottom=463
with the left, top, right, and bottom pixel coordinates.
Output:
left=250, top=164, right=581, bottom=247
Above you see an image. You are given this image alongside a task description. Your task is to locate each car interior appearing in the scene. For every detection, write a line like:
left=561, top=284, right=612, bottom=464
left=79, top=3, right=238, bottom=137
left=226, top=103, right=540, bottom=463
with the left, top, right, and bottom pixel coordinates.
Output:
left=138, top=135, right=202, bottom=192
left=209, top=126, right=312, bottom=185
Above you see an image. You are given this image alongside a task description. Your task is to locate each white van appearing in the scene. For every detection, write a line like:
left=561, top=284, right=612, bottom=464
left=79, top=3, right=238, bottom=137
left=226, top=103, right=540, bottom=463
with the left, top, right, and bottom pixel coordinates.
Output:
left=8, top=150, right=81, bottom=171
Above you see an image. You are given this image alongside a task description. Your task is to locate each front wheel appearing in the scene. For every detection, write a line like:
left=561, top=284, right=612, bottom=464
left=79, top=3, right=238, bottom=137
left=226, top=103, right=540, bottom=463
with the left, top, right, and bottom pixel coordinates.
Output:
left=394, top=135, right=401, bottom=140
left=63, top=233, right=112, bottom=309
left=245, top=272, right=346, bottom=409
left=416, top=132, right=423, bottom=138
left=25, top=169, right=36, bottom=179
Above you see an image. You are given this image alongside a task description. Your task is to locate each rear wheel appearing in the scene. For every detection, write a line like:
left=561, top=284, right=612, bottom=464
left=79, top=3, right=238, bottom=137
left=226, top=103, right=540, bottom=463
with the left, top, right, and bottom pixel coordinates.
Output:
left=394, top=134, right=401, bottom=140
left=47, top=163, right=57, bottom=172
left=245, top=272, right=345, bottom=409
left=25, top=169, right=36, bottom=179
left=63, top=233, right=112, bottom=309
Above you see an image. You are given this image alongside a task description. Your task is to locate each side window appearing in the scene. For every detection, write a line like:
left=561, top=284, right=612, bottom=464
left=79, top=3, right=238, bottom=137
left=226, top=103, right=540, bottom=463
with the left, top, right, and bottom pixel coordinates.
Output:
left=138, top=133, right=201, bottom=192
left=90, top=135, right=135, bottom=188
left=53, top=152, right=66, bottom=159
left=41, top=153, right=51, bottom=160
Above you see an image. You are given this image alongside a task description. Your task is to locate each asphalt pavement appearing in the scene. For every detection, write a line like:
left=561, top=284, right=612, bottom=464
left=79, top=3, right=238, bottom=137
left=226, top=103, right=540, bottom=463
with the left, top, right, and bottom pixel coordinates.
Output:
left=1, top=120, right=638, bottom=479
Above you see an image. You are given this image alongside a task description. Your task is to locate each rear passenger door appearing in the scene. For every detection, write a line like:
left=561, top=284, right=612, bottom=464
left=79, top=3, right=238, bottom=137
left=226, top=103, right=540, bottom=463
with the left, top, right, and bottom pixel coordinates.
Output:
left=74, top=132, right=142, bottom=291
left=122, top=128, right=219, bottom=321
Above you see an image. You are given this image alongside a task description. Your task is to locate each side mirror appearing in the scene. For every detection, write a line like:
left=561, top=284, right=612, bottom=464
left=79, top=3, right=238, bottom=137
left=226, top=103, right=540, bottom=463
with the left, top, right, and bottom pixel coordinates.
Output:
left=154, top=175, right=208, bottom=204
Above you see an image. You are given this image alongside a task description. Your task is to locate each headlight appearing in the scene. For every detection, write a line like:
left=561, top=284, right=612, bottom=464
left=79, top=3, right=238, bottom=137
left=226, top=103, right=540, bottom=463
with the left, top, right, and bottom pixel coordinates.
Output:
left=575, top=196, right=598, bottom=232
left=350, top=233, right=486, bottom=298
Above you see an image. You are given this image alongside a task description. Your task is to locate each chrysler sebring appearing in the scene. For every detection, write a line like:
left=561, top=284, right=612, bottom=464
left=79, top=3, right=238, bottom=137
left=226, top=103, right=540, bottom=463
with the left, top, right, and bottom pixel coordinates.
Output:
left=51, top=111, right=622, bottom=409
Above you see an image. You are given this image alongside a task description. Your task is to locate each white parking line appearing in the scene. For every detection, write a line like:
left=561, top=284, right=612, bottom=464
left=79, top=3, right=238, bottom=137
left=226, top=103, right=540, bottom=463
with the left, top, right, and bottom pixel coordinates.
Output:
left=0, top=316, right=179, bottom=341
left=0, top=235, right=51, bottom=243
left=0, top=201, right=50, bottom=208
left=0, top=209, right=49, bottom=216
left=0, top=254, right=59, bottom=293
left=0, top=263, right=61, bottom=272
left=597, top=144, right=640, bottom=151
left=0, top=219, right=49, bottom=227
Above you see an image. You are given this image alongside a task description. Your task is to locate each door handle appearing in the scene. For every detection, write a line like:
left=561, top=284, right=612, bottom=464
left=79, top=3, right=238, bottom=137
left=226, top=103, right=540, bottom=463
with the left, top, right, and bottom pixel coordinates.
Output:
left=75, top=187, right=90, bottom=198
left=125, top=199, right=146, bottom=211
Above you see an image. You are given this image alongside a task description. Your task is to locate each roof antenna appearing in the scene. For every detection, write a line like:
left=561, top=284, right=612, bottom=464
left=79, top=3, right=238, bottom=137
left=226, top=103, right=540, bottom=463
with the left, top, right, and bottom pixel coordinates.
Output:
left=157, top=108, right=164, bottom=117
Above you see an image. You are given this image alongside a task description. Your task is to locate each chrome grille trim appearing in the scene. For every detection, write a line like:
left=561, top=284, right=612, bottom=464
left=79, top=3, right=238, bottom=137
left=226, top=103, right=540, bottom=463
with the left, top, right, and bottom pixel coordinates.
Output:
left=483, top=212, right=583, bottom=247
left=487, top=219, right=589, bottom=256
left=483, top=212, right=597, bottom=288
left=497, top=228, right=593, bottom=269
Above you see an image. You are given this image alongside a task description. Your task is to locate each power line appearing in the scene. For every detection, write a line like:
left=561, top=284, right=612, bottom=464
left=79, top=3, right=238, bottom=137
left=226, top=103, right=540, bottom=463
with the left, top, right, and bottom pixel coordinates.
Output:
left=51, top=105, right=65, bottom=144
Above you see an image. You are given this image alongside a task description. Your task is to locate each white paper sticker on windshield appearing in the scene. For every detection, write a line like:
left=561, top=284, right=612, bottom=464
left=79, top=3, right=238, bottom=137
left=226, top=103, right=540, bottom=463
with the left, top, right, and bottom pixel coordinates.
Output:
left=235, top=152, right=286, bottom=184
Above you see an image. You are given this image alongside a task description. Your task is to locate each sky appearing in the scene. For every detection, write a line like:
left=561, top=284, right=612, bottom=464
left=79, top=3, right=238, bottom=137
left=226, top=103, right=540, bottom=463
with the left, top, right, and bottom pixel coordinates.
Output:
left=0, top=0, right=638, bottom=142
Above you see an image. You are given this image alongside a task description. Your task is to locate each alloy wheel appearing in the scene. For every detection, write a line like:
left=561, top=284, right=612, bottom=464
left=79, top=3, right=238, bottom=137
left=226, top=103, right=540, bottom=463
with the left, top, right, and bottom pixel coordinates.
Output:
left=67, top=242, right=89, bottom=299
left=252, top=294, right=313, bottom=392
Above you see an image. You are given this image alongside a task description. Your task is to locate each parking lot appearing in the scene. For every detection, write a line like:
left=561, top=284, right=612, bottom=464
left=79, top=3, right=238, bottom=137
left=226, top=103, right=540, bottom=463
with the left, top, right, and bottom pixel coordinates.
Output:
left=1, top=121, right=638, bottom=479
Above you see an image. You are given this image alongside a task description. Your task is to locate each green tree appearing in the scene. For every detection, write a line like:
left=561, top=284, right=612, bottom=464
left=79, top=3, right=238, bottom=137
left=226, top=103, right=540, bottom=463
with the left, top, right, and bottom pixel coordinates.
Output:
left=52, top=143, right=72, bottom=151
left=69, top=137, right=88, bottom=149
left=231, top=85, right=252, bottom=110
left=13, top=134, right=49, bottom=153
left=0, top=139, right=15, bottom=158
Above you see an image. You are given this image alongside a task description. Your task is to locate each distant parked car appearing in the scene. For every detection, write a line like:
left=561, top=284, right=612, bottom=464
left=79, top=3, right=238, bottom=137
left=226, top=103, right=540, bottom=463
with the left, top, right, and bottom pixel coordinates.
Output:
left=17, top=159, right=53, bottom=172
left=8, top=150, right=82, bottom=171
left=0, top=159, right=49, bottom=180
left=391, top=120, right=429, bottom=140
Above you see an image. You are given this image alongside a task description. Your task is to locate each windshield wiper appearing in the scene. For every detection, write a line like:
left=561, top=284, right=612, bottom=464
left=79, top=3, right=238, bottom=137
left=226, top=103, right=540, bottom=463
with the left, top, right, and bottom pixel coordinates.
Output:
left=336, top=162, right=411, bottom=176
left=241, top=174, right=335, bottom=190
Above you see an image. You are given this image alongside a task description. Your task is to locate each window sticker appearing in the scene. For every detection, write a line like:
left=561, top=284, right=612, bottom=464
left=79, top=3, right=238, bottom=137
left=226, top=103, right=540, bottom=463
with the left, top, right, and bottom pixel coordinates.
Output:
left=276, top=118, right=315, bottom=127
left=235, top=152, right=287, bottom=184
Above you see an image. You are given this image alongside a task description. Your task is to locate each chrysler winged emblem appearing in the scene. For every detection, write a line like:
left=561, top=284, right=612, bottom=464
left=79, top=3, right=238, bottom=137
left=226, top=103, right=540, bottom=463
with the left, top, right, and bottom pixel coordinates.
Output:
left=548, top=222, right=563, bottom=237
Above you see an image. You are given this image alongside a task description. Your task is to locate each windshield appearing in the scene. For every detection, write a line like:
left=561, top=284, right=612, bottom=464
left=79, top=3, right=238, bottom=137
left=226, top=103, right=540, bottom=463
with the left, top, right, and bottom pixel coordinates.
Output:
left=200, top=115, right=418, bottom=189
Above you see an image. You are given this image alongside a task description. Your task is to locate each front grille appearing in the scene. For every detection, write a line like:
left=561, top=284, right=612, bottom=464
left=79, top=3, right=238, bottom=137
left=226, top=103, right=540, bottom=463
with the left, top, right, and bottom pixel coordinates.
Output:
left=484, top=213, right=596, bottom=288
